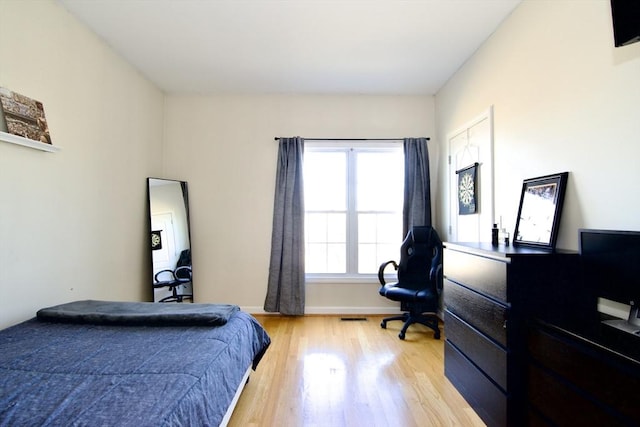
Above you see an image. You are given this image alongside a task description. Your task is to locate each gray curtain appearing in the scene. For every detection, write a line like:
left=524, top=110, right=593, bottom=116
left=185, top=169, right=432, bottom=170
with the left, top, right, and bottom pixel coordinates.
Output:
left=264, top=137, right=305, bottom=315
left=403, top=137, right=432, bottom=237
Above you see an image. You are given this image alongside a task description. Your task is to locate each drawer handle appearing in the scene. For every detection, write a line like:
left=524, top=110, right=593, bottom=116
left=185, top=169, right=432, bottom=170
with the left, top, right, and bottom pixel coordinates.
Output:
left=503, top=320, right=508, bottom=329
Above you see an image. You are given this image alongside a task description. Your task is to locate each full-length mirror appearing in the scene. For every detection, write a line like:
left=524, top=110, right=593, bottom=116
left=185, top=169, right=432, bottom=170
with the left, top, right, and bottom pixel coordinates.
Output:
left=147, top=178, right=193, bottom=302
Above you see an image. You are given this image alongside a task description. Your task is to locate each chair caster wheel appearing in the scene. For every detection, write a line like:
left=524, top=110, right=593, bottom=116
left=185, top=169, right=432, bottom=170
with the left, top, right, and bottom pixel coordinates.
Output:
left=398, top=332, right=405, bottom=340
left=380, top=321, right=387, bottom=329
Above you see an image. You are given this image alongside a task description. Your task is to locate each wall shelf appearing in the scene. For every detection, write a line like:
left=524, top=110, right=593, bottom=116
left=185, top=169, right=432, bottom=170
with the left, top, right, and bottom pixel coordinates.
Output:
left=0, top=131, right=60, bottom=153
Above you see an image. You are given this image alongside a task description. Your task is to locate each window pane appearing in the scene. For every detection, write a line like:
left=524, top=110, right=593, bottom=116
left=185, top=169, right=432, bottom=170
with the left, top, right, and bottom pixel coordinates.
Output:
left=376, top=243, right=400, bottom=266
left=327, top=243, right=346, bottom=273
left=376, top=213, right=403, bottom=243
left=306, top=213, right=327, bottom=243
left=305, top=243, right=346, bottom=274
left=357, top=212, right=403, bottom=274
left=357, top=151, right=404, bottom=211
left=304, top=152, right=346, bottom=211
left=358, top=242, right=401, bottom=274
left=306, top=213, right=346, bottom=242
left=326, top=213, right=346, bottom=243
left=358, top=213, right=377, bottom=243
left=358, top=243, right=377, bottom=274
left=305, top=213, right=346, bottom=273
left=357, top=213, right=403, bottom=243
left=306, top=243, right=327, bottom=273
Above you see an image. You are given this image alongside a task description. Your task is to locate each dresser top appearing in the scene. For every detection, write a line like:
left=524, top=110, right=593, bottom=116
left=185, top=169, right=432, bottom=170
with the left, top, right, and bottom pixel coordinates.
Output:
left=444, top=241, right=577, bottom=260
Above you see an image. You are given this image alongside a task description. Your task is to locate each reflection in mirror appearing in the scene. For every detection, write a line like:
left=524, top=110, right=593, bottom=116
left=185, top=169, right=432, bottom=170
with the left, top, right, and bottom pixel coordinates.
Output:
left=147, top=178, right=193, bottom=303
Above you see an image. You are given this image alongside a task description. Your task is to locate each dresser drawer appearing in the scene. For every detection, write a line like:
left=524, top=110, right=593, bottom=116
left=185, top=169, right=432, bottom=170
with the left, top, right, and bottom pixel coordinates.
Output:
left=445, top=309, right=507, bottom=390
left=445, top=340, right=507, bottom=427
left=444, top=248, right=507, bottom=302
left=528, top=326, right=640, bottom=424
left=444, top=279, right=508, bottom=347
left=528, top=363, right=630, bottom=427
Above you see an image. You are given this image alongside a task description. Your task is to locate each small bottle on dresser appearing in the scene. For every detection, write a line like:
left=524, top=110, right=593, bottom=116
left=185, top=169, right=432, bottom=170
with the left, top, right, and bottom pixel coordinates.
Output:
left=492, top=223, right=499, bottom=246
left=501, top=228, right=510, bottom=246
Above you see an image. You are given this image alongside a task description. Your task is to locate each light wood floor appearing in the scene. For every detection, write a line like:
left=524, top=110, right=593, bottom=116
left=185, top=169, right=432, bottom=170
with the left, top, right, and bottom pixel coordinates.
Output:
left=228, top=315, right=485, bottom=427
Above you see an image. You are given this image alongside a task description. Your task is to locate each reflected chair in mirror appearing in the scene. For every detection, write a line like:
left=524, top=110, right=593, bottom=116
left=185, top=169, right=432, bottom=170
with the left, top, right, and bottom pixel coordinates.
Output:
left=378, top=226, right=443, bottom=340
left=153, top=249, right=193, bottom=303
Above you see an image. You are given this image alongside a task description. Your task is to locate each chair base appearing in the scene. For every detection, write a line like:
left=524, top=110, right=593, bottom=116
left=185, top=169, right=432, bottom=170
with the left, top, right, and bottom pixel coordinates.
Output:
left=380, top=312, right=440, bottom=340
left=159, top=294, right=193, bottom=303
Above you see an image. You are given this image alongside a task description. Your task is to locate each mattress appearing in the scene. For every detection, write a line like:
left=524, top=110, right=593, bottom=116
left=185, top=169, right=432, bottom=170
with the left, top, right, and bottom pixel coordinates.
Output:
left=36, top=300, right=240, bottom=326
left=0, top=303, right=270, bottom=427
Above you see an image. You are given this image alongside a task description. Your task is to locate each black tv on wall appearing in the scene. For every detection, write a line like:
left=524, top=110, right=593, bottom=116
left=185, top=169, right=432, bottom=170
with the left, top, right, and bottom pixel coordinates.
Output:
left=611, top=0, right=640, bottom=47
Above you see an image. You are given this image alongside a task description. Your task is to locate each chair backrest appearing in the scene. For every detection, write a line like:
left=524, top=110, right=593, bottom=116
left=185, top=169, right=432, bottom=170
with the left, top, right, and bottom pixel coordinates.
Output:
left=174, top=249, right=192, bottom=280
left=176, top=249, right=191, bottom=268
left=396, top=226, right=443, bottom=291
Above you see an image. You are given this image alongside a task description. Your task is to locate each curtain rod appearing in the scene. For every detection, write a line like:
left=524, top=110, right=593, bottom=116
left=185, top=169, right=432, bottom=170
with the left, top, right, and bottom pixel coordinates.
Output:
left=274, top=137, right=430, bottom=141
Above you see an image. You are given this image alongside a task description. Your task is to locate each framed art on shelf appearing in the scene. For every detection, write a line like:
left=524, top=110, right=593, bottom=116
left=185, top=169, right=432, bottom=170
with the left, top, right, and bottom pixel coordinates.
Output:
left=0, top=87, right=52, bottom=144
left=513, top=172, right=569, bottom=250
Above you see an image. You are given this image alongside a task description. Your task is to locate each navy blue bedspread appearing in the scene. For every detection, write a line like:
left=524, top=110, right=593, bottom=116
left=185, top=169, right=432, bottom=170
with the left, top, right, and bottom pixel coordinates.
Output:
left=0, top=310, right=270, bottom=426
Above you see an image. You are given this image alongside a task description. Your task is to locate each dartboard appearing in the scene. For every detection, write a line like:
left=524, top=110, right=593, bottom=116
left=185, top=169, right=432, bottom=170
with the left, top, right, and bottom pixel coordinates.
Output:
left=459, top=172, right=475, bottom=206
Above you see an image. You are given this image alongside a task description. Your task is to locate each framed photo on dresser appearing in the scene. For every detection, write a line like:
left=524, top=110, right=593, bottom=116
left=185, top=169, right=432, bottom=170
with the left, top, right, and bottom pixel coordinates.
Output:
left=513, top=172, right=568, bottom=249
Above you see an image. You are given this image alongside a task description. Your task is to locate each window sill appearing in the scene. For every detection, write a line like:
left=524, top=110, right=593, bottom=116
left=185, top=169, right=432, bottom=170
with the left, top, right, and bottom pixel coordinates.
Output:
left=305, top=275, right=392, bottom=284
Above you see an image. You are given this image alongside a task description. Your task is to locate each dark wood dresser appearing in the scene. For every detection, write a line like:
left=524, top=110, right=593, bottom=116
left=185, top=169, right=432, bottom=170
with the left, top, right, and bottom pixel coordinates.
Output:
left=526, top=320, right=640, bottom=426
left=442, top=242, right=579, bottom=427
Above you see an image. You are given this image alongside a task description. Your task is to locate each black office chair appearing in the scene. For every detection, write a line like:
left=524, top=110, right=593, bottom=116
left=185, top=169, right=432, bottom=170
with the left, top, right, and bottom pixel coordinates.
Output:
left=153, top=249, right=193, bottom=303
left=378, top=226, right=443, bottom=340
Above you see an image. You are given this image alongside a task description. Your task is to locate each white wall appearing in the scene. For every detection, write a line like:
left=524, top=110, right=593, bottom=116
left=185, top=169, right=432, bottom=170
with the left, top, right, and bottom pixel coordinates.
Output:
left=435, top=0, right=640, bottom=249
left=0, top=0, right=164, bottom=328
left=163, top=95, right=435, bottom=313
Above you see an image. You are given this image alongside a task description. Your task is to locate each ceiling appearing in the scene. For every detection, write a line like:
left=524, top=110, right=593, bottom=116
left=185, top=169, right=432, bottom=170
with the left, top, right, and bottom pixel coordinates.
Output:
left=57, top=0, right=522, bottom=95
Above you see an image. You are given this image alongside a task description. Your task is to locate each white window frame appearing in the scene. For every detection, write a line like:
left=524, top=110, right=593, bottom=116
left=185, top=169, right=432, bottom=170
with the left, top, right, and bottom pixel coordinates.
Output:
left=304, top=140, right=404, bottom=283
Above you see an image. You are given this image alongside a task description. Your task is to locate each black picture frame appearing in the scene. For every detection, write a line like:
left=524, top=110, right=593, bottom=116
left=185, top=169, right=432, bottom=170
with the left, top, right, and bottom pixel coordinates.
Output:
left=513, top=172, right=569, bottom=249
left=456, top=162, right=479, bottom=215
left=150, top=230, right=163, bottom=251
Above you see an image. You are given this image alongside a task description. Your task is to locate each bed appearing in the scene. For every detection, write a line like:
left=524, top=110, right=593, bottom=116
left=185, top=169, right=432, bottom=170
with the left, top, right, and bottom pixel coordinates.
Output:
left=0, top=300, right=271, bottom=427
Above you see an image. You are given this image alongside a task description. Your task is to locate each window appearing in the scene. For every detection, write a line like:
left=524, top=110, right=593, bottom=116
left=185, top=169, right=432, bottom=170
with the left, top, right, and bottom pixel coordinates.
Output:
left=304, top=142, right=404, bottom=278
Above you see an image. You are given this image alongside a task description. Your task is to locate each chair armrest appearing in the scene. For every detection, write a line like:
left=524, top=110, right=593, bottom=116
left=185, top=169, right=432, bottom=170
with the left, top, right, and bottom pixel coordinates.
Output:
left=378, top=260, right=398, bottom=285
left=154, top=269, right=175, bottom=282
left=431, top=264, right=443, bottom=295
left=174, top=265, right=192, bottom=281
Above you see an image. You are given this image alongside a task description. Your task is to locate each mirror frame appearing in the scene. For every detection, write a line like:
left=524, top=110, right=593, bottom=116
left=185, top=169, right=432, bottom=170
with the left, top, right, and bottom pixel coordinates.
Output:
left=513, top=172, right=569, bottom=250
left=147, top=177, right=193, bottom=302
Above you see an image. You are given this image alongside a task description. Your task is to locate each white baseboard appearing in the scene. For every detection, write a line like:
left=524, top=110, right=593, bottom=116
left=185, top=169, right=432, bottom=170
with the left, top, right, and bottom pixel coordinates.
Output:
left=241, top=306, right=445, bottom=321
left=241, top=306, right=403, bottom=315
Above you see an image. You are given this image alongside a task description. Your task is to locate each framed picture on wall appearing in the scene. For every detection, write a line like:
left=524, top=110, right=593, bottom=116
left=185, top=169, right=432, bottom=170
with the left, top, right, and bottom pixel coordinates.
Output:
left=151, top=230, right=163, bottom=251
left=513, top=172, right=569, bottom=249
left=456, top=162, right=479, bottom=215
